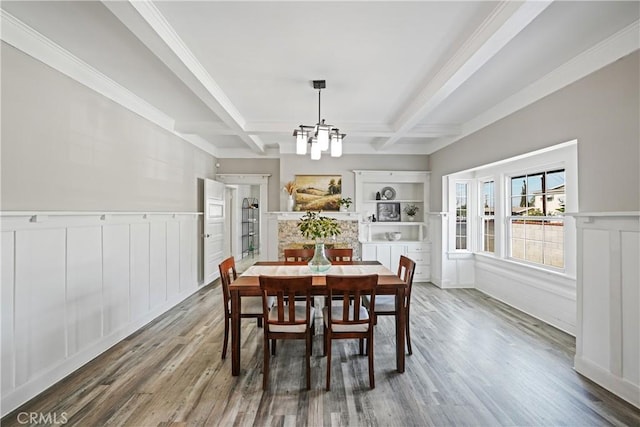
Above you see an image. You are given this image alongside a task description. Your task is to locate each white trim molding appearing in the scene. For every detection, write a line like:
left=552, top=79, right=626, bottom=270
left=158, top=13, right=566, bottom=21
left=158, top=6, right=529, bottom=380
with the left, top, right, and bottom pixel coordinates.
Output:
left=572, top=212, right=639, bottom=408
left=1, top=211, right=203, bottom=416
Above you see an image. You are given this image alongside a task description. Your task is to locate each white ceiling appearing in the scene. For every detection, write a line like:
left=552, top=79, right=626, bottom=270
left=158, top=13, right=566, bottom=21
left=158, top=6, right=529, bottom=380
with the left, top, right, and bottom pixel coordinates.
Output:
left=1, top=1, right=638, bottom=158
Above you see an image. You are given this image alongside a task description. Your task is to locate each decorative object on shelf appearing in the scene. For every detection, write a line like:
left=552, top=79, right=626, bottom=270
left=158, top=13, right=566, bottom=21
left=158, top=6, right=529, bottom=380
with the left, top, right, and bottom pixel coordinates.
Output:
left=293, top=80, right=345, bottom=160
left=339, top=197, right=352, bottom=212
left=404, top=204, right=420, bottom=221
left=377, top=202, right=401, bottom=222
left=297, top=211, right=341, bottom=273
left=380, top=186, right=396, bottom=200
left=372, top=214, right=377, bottom=222
left=386, top=232, right=402, bottom=241
left=294, top=175, right=341, bottom=211
left=375, top=191, right=381, bottom=200
left=283, top=181, right=297, bottom=212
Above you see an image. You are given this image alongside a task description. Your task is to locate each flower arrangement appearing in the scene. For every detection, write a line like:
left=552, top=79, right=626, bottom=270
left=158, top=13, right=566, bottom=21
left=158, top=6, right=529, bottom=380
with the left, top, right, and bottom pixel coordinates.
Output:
left=283, top=181, right=297, bottom=196
left=403, top=204, right=419, bottom=217
left=338, top=197, right=353, bottom=210
left=298, top=211, right=341, bottom=241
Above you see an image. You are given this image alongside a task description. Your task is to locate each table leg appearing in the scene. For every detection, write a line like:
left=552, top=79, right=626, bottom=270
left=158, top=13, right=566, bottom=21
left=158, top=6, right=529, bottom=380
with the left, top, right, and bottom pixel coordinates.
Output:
left=231, top=289, right=241, bottom=376
left=396, top=287, right=406, bottom=373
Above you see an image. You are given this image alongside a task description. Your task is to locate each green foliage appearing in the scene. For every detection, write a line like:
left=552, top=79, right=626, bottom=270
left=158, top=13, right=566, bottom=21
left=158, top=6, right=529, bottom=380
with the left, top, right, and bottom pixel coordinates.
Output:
left=403, top=204, right=419, bottom=216
left=339, top=197, right=352, bottom=208
left=298, top=211, right=342, bottom=240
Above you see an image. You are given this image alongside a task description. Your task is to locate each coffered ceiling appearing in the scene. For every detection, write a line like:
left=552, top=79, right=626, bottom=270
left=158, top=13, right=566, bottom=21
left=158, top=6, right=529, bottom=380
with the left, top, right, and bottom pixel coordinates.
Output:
left=1, top=1, right=638, bottom=158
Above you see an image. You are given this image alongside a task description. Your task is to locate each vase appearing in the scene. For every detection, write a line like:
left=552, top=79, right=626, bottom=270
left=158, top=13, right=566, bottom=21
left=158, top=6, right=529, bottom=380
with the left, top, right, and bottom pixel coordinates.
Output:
left=287, top=195, right=294, bottom=211
left=407, top=215, right=415, bottom=221
left=308, top=242, right=331, bottom=273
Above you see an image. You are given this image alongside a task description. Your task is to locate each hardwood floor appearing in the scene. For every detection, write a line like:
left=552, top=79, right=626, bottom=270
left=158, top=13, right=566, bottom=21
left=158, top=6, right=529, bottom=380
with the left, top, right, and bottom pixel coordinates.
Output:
left=3, top=279, right=639, bottom=426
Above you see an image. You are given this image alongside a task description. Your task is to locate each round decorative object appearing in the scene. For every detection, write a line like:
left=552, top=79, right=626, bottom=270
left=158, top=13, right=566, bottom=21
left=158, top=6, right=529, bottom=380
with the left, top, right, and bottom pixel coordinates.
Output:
left=381, top=186, right=396, bottom=200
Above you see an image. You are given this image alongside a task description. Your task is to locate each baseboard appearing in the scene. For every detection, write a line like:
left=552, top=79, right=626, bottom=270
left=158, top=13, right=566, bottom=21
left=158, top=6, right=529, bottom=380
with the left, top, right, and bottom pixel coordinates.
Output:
left=1, top=286, right=202, bottom=416
left=574, top=356, right=640, bottom=409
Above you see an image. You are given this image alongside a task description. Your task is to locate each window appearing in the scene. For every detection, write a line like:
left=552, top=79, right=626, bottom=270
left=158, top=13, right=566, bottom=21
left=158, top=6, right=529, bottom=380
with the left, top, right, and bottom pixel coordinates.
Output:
left=480, top=180, right=495, bottom=253
left=509, top=169, right=565, bottom=268
left=455, top=182, right=468, bottom=250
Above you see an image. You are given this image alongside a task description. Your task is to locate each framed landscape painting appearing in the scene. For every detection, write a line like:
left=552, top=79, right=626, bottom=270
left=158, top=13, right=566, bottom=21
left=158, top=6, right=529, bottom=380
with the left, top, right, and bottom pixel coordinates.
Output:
left=294, top=175, right=342, bottom=211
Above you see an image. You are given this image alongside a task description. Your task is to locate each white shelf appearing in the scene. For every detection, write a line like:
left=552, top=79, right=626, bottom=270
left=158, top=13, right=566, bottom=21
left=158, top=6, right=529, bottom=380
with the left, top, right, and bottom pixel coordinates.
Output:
left=364, top=221, right=425, bottom=226
left=366, top=199, right=423, bottom=203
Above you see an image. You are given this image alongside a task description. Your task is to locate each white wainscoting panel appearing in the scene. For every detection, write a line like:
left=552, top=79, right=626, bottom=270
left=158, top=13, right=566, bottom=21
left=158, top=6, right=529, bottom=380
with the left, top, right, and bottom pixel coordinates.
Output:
left=0, top=212, right=202, bottom=416
left=66, top=226, right=103, bottom=355
left=474, top=255, right=576, bottom=334
left=573, top=213, right=639, bottom=409
left=14, top=228, right=68, bottom=388
left=1, top=232, right=16, bottom=396
left=150, top=221, right=168, bottom=309
left=102, top=224, right=131, bottom=336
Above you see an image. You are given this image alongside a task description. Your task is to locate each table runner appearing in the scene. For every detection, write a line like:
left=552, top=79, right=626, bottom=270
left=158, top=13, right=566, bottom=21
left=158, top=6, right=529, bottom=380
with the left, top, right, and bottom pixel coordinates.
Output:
left=241, top=264, right=393, bottom=277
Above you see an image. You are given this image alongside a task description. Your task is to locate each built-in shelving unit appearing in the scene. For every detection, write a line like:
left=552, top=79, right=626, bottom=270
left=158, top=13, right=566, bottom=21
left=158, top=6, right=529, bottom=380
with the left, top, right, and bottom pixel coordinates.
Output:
left=241, top=197, right=259, bottom=258
left=354, top=170, right=431, bottom=280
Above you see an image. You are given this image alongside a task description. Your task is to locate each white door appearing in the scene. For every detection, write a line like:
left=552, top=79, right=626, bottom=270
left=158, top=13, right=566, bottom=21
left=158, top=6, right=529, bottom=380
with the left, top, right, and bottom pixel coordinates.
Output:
left=204, top=179, right=226, bottom=285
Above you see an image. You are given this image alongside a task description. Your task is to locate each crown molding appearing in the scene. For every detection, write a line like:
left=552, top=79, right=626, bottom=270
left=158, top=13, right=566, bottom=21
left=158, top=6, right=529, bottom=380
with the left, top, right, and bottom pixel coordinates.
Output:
left=0, top=10, right=219, bottom=158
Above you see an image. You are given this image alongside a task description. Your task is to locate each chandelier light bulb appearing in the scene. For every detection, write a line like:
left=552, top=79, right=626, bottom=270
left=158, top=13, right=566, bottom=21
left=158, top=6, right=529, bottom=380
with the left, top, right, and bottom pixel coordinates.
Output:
left=331, top=133, right=343, bottom=157
left=296, top=130, right=307, bottom=155
left=310, top=139, right=321, bottom=160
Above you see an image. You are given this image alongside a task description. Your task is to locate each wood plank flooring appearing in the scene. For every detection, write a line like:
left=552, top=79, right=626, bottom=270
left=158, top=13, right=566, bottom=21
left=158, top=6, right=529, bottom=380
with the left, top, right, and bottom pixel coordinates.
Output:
left=3, top=279, right=639, bottom=426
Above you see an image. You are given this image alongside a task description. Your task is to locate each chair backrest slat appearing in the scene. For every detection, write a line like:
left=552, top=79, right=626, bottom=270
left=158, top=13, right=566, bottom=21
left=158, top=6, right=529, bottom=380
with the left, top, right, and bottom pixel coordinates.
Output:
left=259, top=275, right=313, bottom=328
left=218, top=256, right=237, bottom=309
left=397, top=256, right=416, bottom=308
left=325, top=248, right=353, bottom=262
left=283, top=248, right=315, bottom=263
left=326, top=274, right=378, bottom=326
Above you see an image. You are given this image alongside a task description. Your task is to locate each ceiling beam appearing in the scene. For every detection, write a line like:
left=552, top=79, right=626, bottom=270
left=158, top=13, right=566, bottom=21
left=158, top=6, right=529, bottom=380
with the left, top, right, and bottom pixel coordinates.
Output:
left=374, top=0, right=553, bottom=151
left=103, top=1, right=265, bottom=154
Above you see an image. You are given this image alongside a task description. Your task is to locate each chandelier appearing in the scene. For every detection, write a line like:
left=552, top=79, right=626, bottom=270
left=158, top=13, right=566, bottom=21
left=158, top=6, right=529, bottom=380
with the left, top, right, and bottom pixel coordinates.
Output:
left=293, top=80, right=345, bottom=160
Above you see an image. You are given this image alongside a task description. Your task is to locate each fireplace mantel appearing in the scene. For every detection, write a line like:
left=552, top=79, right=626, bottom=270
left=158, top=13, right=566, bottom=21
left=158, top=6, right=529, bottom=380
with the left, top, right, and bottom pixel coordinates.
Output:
left=264, top=211, right=362, bottom=260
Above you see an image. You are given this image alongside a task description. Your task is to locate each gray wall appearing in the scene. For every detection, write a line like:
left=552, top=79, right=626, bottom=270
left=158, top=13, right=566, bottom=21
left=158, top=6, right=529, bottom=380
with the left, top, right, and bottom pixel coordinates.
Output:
left=1, top=43, right=215, bottom=212
left=429, top=50, right=640, bottom=212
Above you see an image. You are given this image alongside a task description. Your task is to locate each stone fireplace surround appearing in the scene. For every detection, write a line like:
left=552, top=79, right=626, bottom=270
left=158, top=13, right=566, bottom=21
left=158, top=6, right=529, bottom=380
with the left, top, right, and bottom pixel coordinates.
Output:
left=264, top=212, right=361, bottom=261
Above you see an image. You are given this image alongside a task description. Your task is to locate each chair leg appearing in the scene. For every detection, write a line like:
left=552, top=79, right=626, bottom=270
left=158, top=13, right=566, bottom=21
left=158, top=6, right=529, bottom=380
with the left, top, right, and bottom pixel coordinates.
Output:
left=406, top=308, right=413, bottom=356
left=368, top=333, right=375, bottom=389
left=323, top=324, right=327, bottom=356
left=257, top=317, right=263, bottom=328
left=222, top=316, right=229, bottom=360
left=263, top=335, right=270, bottom=390
left=271, top=339, right=276, bottom=355
left=359, top=338, right=364, bottom=355
left=306, top=331, right=311, bottom=390
left=326, top=334, right=332, bottom=390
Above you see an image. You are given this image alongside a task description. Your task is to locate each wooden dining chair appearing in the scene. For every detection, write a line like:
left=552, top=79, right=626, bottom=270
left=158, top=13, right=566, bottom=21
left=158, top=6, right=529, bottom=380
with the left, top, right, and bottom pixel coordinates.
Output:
left=259, top=275, right=315, bottom=390
left=283, top=248, right=315, bottom=263
left=219, top=256, right=273, bottom=360
left=323, top=274, right=378, bottom=390
left=325, top=248, right=353, bottom=262
left=364, top=255, right=416, bottom=355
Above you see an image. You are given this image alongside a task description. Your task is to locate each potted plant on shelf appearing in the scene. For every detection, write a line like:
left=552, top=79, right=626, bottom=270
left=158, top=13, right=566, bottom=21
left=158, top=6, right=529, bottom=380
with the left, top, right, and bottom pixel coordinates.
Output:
left=404, top=204, right=420, bottom=221
left=298, top=211, right=341, bottom=272
left=283, top=181, right=297, bottom=211
left=338, top=197, right=353, bottom=212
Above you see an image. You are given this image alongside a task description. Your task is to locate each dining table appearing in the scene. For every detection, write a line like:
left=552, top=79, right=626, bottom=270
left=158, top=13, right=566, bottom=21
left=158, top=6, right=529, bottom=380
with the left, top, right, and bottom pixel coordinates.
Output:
left=229, top=261, right=407, bottom=376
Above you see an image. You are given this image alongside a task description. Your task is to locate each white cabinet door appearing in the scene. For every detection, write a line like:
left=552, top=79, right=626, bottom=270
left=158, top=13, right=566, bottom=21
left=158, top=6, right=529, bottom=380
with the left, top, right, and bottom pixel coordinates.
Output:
left=362, top=243, right=407, bottom=272
left=390, top=245, right=407, bottom=273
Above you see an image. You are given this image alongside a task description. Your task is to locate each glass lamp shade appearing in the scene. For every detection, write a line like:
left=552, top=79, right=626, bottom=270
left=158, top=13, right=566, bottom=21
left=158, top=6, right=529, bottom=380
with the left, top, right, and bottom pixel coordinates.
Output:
left=330, top=134, right=342, bottom=157
left=296, top=130, right=308, bottom=155
left=310, top=139, right=322, bottom=160
left=316, top=125, right=330, bottom=151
